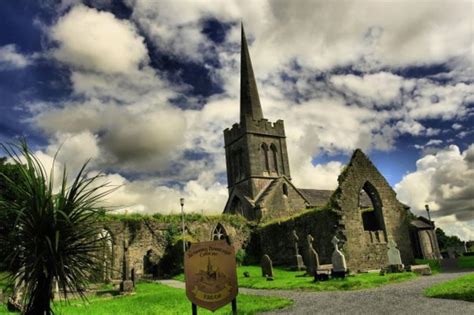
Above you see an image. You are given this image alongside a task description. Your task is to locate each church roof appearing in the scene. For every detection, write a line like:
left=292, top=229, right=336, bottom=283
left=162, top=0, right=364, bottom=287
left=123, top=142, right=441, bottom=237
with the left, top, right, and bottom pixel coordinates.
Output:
left=298, top=189, right=334, bottom=207
left=298, top=188, right=373, bottom=208
left=410, top=217, right=434, bottom=229
left=240, top=24, right=263, bottom=122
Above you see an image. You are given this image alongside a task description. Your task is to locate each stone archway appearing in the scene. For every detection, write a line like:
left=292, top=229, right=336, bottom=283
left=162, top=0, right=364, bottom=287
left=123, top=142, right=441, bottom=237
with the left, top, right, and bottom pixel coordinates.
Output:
left=99, top=229, right=114, bottom=282
left=359, top=181, right=387, bottom=243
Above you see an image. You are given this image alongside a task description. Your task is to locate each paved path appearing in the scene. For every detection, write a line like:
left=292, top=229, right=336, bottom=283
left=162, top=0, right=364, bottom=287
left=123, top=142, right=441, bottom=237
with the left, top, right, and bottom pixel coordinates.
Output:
left=159, top=272, right=474, bottom=315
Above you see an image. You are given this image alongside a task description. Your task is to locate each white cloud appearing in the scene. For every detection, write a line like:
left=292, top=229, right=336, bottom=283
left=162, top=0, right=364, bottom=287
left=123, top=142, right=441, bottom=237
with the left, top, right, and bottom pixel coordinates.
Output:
left=51, top=4, right=148, bottom=73
left=395, top=144, right=474, bottom=239
left=17, top=0, right=473, bottom=222
left=0, top=44, right=31, bottom=70
left=330, top=72, right=410, bottom=107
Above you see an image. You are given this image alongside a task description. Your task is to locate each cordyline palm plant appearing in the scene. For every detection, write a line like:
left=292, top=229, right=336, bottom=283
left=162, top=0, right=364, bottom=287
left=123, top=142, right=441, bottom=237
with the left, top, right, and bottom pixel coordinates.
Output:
left=0, top=141, right=115, bottom=314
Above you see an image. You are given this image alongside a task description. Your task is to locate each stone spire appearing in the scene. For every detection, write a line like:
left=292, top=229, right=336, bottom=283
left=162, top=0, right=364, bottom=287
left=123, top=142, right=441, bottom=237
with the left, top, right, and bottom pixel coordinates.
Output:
left=240, top=24, right=263, bottom=122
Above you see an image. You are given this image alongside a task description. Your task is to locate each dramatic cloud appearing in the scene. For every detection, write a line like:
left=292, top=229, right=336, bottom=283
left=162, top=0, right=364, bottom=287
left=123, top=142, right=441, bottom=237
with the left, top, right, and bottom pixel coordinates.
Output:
left=0, top=44, right=32, bottom=70
left=395, top=144, right=474, bottom=239
left=51, top=4, right=148, bottom=73
left=5, top=0, right=471, bottom=243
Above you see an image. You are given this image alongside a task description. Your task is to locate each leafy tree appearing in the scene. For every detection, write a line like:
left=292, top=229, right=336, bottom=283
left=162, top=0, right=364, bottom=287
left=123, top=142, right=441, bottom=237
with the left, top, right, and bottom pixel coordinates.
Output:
left=436, top=227, right=463, bottom=251
left=0, top=141, right=115, bottom=314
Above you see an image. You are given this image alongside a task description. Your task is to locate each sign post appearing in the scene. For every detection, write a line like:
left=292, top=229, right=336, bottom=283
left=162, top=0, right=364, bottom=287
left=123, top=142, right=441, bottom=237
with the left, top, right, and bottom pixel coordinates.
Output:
left=184, top=240, right=238, bottom=314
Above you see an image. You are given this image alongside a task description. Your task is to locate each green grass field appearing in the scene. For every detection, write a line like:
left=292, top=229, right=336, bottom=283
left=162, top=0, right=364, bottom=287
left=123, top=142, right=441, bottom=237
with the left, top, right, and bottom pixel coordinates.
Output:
left=174, top=265, right=417, bottom=291
left=0, top=282, right=292, bottom=315
left=458, top=256, right=474, bottom=269
left=424, top=273, right=474, bottom=302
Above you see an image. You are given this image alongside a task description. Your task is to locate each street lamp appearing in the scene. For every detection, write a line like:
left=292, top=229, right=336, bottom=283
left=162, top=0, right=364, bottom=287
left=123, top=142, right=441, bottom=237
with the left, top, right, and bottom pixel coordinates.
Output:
left=180, top=198, right=186, bottom=254
left=424, top=204, right=432, bottom=225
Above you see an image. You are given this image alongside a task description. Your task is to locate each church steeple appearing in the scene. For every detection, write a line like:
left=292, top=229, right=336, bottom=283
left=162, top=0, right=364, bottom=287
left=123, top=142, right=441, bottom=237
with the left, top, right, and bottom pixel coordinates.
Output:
left=240, top=24, right=263, bottom=122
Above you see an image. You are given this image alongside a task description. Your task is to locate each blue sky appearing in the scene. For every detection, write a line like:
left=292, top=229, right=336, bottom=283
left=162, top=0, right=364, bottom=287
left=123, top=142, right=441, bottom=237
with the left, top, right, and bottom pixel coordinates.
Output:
left=0, top=0, right=472, bottom=240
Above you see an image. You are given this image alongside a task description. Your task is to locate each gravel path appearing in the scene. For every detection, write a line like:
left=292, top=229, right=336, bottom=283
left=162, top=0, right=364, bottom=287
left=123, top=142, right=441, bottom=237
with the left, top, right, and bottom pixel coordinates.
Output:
left=158, top=271, right=474, bottom=315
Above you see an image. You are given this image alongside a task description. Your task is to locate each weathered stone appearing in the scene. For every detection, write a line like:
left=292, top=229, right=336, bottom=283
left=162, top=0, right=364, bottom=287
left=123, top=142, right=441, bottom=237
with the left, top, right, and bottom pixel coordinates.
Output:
left=387, top=239, right=402, bottom=264
left=261, top=254, right=273, bottom=278
left=306, top=234, right=319, bottom=277
left=291, top=230, right=306, bottom=271
left=119, top=280, right=134, bottom=293
left=410, top=264, right=432, bottom=276
left=331, top=236, right=347, bottom=274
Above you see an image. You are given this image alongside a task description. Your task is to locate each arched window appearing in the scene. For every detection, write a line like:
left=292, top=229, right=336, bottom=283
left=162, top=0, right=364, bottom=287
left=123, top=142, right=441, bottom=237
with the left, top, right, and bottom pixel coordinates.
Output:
left=359, top=182, right=386, bottom=239
left=211, top=223, right=228, bottom=241
left=99, top=229, right=114, bottom=281
left=282, top=183, right=288, bottom=197
left=270, top=144, right=278, bottom=174
left=260, top=143, right=269, bottom=173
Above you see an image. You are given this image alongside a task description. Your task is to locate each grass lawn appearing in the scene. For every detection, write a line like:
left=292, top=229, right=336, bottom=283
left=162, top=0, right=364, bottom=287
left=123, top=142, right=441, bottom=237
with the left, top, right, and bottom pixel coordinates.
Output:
left=424, top=273, right=474, bottom=302
left=458, top=256, right=474, bottom=269
left=174, top=265, right=417, bottom=291
left=0, top=282, right=292, bottom=315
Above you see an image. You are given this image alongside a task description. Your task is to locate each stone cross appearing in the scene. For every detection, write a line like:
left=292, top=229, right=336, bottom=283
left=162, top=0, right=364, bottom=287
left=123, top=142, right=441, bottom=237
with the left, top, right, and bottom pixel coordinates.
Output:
left=291, top=230, right=306, bottom=271
left=387, top=239, right=402, bottom=266
left=307, top=234, right=314, bottom=250
left=122, top=240, right=130, bottom=281
left=306, top=234, right=319, bottom=277
left=120, top=239, right=134, bottom=293
left=292, top=230, right=300, bottom=256
left=261, top=254, right=273, bottom=279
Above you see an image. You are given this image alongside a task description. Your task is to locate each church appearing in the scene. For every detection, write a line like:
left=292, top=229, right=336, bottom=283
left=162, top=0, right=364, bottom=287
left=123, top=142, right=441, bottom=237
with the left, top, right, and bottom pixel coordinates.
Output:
left=222, top=26, right=441, bottom=269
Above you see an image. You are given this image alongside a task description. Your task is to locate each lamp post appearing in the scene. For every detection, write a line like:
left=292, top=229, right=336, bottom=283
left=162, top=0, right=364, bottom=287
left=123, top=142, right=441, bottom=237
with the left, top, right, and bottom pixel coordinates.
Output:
left=180, top=198, right=186, bottom=254
left=425, top=204, right=432, bottom=226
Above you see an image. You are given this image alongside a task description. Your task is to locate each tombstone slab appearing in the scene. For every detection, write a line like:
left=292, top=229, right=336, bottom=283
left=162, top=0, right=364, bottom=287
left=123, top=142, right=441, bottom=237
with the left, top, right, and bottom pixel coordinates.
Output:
left=261, top=254, right=273, bottom=279
left=387, top=239, right=403, bottom=266
left=306, top=234, right=319, bottom=277
left=331, top=236, right=347, bottom=274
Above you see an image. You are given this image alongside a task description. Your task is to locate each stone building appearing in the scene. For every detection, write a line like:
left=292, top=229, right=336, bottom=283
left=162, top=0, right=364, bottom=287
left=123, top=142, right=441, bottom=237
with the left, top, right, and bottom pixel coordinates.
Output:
left=222, top=26, right=311, bottom=221
left=222, top=25, right=440, bottom=270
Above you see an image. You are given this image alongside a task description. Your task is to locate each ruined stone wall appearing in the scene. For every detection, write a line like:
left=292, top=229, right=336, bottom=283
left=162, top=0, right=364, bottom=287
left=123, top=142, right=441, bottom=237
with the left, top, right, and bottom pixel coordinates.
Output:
left=332, top=150, right=415, bottom=271
left=100, top=216, right=252, bottom=279
left=254, top=209, right=338, bottom=266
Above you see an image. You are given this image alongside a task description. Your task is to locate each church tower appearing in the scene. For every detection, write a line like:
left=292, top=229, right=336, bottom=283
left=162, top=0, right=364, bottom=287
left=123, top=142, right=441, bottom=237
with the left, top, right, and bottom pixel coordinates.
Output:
left=223, top=25, right=307, bottom=221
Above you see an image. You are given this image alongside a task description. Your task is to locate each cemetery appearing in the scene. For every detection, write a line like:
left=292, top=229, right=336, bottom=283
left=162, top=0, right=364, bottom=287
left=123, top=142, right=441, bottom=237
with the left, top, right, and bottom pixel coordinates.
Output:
left=0, top=11, right=473, bottom=315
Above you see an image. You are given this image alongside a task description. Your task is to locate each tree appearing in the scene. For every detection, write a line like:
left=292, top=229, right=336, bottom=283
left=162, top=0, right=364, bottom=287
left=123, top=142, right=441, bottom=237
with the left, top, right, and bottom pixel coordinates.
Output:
left=435, top=227, right=463, bottom=251
left=0, top=141, right=115, bottom=314
left=0, top=158, right=23, bottom=270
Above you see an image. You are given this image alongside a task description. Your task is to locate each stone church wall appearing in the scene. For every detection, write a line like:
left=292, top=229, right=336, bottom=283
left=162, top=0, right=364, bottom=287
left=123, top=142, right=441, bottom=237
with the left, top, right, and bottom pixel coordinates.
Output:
left=253, top=208, right=339, bottom=266
left=331, top=150, right=415, bottom=271
left=99, top=215, right=251, bottom=280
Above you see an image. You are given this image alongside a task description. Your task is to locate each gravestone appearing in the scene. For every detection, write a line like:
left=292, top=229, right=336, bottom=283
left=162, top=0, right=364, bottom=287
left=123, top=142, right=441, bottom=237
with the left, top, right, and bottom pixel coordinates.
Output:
left=261, top=254, right=273, bottom=280
left=292, top=230, right=306, bottom=271
left=387, top=239, right=404, bottom=272
left=120, top=240, right=134, bottom=293
left=331, top=236, right=347, bottom=279
left=306, top=234, right=319, bottom=277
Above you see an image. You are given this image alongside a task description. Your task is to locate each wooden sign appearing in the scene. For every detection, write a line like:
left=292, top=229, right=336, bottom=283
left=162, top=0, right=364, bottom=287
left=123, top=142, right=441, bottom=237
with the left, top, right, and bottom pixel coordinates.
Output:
left=184, top=240, right=238, bottom=311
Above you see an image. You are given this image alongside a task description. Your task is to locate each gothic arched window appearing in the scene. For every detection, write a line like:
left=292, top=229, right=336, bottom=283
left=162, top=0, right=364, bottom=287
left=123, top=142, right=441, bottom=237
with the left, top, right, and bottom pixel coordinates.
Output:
left=211, top=223, right=228, bottom=241
left=261, top=143, right=269, bottom=173
left=270, top=144, right=278, bottom=174
left=359, top=181, right=387, bottom=241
